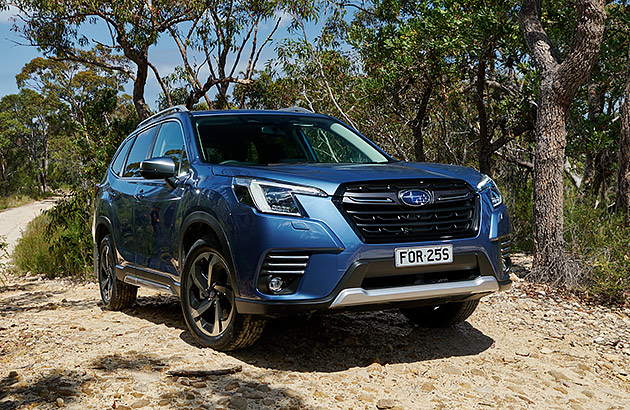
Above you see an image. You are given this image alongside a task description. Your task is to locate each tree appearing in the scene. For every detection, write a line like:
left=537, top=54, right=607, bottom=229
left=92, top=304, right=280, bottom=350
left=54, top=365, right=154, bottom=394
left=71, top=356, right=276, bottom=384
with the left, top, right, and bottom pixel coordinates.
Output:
left=0, top=90, right=60, bottom=194
left=618, top=44, right=630, bottom=223
left=10, top=0, right=205, bottom=120
left=519, top=0, right=606, bottom=283
left=168, top=0, right=308, bottom=109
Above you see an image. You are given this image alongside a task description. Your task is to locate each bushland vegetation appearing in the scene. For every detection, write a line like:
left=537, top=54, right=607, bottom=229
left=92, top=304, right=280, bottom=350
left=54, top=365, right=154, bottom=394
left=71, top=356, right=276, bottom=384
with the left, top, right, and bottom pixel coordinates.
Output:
left=2, top=0, right=629, bottom=304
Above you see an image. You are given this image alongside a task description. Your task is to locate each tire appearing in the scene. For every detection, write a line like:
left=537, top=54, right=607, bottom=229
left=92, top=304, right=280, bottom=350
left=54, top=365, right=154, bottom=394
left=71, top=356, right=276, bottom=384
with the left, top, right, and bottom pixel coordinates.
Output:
left=98, top=234, right=137, bottom=310
left=180, top=237, right=266, bottom=351
left=400, top=299, right=480, bottom=328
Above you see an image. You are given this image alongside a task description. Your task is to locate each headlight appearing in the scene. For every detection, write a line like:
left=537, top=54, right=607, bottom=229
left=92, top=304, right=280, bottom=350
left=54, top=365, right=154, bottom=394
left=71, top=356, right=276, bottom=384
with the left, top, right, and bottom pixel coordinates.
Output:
left=232, top=177, right=327, bottom=216
left=477, top=175, right=503, bottom=208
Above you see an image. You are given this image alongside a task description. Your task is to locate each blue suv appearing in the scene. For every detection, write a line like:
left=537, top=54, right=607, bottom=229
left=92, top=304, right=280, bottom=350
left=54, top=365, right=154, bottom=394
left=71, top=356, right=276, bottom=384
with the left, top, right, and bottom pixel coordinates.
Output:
left=93, top=106, right=511, bottom=350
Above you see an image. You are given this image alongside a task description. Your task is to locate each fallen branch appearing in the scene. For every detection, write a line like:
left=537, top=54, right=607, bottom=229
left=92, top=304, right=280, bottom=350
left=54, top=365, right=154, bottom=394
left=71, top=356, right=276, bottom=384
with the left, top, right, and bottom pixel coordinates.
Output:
left=167, top=365, right=242, bottom=377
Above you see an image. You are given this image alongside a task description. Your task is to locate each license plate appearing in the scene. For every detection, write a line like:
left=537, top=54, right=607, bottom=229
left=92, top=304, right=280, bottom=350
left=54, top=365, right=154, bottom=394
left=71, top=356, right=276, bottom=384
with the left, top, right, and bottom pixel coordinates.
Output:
left=395, top=245, right=453, bottom=268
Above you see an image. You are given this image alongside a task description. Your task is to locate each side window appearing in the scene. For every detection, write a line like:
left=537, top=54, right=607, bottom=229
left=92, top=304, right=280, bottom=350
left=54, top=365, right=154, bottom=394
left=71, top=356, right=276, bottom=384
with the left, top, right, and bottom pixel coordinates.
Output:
left=123, top=127, right=156, bottom=177
left=151, top=121, right=188, bottom=175
left=111, top=137, right=134, bottom=176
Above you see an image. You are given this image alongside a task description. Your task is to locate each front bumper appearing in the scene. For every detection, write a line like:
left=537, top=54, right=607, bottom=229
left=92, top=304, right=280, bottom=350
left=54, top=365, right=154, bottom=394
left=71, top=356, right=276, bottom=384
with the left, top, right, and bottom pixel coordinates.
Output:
left=234, top=251, right=512, bottom=315
left=229, top=190, right=511, bottom=315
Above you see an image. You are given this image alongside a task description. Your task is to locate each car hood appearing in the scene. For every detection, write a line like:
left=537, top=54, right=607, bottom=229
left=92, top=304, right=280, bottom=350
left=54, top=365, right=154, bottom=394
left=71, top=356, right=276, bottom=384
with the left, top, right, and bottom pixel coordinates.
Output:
left=211, top=162, right=484, bottom=196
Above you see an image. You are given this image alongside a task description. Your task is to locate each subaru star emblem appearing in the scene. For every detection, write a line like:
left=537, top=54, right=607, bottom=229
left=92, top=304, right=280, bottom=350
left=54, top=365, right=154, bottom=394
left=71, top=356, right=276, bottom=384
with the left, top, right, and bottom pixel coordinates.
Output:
left=399, top=189, right=432, bottom=207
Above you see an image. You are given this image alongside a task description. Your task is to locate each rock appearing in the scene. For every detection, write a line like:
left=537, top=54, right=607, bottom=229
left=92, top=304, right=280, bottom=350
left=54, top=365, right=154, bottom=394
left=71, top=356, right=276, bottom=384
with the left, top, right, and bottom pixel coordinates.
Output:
left=262, top=398, right=274, bottom=406
left=255, top=384, right=270, bottom=392
left=540, top=347, right=553, bottom=354
left=241, top=389, right=264, bottom=400
left=228, top=396, right=248, bottom=410
left=130, top=399, right=151, bottom=408
left=358, top=394, right=375, bottom=402
left=376, top=398, right=396, bottom=409
left=548, top=370, right=568, bottom=381
left=224, top=381, right=240, bottom=391
left=594, top=337, right=606, bottom=344
left=507, top=385, right=527, bottom=396
left=190, top=381, right=207, bottom=388
left=334, top=395, right=344, bottom=401
left=283, top=388, right=300, bottom=398
left=56, top=398, right=65, bottom=407
left=515, top=394, right=535, bottom=405
left=357, top=369, right=370, bottom=381
left=420, top=382, right=434, bottom=392
left=7, top=371, right=19, bottom=379
left=443, top=366, right=461, bottom=376
left=216, top=397, right=229, bottom=405
left=56, top=388, right=75, bottom=397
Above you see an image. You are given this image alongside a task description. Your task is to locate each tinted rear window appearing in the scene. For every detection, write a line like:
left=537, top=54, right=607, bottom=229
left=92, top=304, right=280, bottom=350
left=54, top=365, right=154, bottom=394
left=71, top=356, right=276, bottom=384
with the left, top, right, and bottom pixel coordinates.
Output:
left=111, top=137, right=133, bottom=176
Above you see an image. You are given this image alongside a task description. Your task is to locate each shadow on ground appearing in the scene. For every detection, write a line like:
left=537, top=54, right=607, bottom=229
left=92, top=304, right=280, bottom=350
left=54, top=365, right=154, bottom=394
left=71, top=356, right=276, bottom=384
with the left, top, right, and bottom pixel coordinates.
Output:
left=229, top=310, right=495, bottom=372
left=84, top=353, right=305, bottom=409
left=0, top=290, right=95, bottom=313
left=120, top=294, right=186, bottom=331
left=0, top=370, right=88, bottom=409
left=122, top=294, right=494, bottom=372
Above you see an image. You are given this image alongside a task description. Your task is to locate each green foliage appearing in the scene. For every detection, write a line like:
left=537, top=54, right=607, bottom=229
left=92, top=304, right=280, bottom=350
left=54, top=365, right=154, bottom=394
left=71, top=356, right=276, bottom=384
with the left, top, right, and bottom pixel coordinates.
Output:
left=501, top=176, right=533, bottom=252
left=565, top=200, right=630, bottom=305
left=12, top=213, right=56, bottom=278
left=45, top=191, right=94, bottom=277
left=13, top=191, right=94, bottom=278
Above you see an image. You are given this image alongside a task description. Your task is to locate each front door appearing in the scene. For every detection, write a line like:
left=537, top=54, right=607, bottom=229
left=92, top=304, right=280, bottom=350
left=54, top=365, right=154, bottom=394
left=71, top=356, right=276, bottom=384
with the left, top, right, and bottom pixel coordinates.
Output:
left=134, top=120, right=189, bottom=280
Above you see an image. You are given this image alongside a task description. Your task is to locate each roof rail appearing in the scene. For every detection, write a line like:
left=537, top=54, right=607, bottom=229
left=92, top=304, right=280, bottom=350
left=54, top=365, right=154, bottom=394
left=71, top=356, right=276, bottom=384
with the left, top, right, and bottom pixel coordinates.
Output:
left=137, top=105, right=189, bottom=128
left=278, top=106, right=313, bottom=114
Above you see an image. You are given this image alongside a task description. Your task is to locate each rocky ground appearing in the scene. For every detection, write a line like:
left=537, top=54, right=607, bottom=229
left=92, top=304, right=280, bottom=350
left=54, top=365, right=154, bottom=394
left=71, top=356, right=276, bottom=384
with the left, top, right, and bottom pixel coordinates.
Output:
left=1, top=202, right=630, bottom=409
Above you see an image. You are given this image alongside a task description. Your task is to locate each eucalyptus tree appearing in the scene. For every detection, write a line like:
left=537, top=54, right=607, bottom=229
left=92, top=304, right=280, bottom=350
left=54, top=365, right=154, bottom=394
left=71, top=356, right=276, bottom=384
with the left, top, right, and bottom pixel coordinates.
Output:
left=520, top=0, right=606, bottom=283
left=167, top=0, right=316, bottom=109
left=9, top=0, right=205, bottom=120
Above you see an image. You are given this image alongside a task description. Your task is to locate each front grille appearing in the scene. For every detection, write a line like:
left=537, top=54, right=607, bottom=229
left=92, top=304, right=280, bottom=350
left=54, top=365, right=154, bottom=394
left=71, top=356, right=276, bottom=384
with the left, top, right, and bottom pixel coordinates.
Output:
left=337, top=179, right=479, bottom=244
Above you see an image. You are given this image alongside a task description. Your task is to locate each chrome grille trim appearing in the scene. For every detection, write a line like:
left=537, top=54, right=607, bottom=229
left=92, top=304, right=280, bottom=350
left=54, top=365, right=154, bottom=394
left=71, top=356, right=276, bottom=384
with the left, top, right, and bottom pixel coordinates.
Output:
left=260, top=253, right=310, bottom=276
left=337, top=179, right=479, bottom=244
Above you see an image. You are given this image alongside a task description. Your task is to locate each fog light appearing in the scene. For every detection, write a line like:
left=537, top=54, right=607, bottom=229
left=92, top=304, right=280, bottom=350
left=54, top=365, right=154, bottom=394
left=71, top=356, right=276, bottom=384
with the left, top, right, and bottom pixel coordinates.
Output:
left=268, top=276, right=284, bottom=293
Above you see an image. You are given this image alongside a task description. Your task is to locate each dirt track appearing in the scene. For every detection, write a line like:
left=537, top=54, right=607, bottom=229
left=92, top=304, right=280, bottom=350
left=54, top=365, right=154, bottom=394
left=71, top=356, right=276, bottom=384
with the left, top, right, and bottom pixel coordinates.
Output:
left=1, top=204, right=630, bottom=410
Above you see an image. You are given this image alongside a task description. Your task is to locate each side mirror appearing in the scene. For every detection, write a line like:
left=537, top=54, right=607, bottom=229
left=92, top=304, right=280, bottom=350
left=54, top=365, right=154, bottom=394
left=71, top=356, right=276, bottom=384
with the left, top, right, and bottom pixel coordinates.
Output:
left=141, top=157, right=178, bottom=189
left=141, top=156, right=176, bottom=178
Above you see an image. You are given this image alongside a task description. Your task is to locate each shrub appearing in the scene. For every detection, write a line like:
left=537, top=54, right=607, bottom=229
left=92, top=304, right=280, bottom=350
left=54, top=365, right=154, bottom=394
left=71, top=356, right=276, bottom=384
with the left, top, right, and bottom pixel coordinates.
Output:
left=13, top=191, right=93, bottom=278
left=564, top=200, right=630, bottom=305
left=12, top=213, right=57, bottom=277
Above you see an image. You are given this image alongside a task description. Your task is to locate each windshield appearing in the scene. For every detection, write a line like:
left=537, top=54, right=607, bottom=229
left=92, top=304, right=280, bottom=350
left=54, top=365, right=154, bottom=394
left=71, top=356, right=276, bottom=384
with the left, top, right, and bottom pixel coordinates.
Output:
left=192, top=114, right=390, bottom=165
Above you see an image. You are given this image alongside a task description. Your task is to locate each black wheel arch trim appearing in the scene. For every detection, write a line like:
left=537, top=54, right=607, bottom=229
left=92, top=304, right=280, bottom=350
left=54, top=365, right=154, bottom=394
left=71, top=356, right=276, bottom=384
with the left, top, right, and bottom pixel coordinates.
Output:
left=179, top=210, right=239, bottom=297
left=93, top=215, right=115, bottom=278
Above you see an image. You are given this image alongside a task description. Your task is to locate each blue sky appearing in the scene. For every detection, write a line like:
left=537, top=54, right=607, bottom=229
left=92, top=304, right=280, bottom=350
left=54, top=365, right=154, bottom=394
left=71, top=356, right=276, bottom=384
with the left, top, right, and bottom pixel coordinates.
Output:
left=0, top=6, right=305, bottom=110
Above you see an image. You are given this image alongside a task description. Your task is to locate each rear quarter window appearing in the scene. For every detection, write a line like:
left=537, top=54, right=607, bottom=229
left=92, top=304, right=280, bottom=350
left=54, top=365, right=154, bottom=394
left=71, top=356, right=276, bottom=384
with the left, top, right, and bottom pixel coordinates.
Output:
left=110, top=138, right=134, bottom=176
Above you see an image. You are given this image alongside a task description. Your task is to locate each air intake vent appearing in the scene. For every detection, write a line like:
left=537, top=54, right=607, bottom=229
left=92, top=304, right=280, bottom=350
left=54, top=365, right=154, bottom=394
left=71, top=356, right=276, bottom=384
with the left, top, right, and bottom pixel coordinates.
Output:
left=337, top=179, right=479, bottom=244
left=500, top=236, right=511, bottom=258
left=261, top=253, right=310, bottom=275
left=258, top=252, right=310, bottom=294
